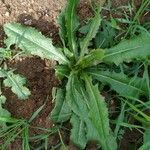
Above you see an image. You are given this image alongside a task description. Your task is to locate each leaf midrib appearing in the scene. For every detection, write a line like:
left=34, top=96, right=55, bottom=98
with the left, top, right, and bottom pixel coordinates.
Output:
left=80, top=14, right=100, bottom=57
left=104, top=46, right=141, bottom=59
left=85, top=77, right=110, bottom=149
left=90, top=72, right=145, bottom=94
left=4, top=71, right=26, bottom=98
left=5, top=26, right=68, bottom=63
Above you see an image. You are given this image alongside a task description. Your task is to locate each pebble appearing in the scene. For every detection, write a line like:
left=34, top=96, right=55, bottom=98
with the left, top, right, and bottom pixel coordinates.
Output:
left=5, top=11, right=10, bottom=17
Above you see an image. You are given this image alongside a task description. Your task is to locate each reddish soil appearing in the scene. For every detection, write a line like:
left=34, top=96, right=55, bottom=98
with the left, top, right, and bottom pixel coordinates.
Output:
left=120, top=129, right=142, bottom=150
left=4, top=57, right=59, bottom=149
left=0, top=0, right=66, bottom=25
left=5, top=57, right=58, bottom=121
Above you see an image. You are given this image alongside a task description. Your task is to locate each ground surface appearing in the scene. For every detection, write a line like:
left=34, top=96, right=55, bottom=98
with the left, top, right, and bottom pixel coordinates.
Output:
left=0, top=0, right=149, bottom=149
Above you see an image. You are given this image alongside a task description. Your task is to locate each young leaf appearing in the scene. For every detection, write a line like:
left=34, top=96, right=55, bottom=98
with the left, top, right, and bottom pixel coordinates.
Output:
left=84, top=76, right=117, bottom=150
left=103, top=32, right=150, bottom=65
left=76, top=49, right=104, bottom=69
left=70, top=114, right=87, bottom=149
left=88, top=69, right=148, bottom=97
left=94, top=21, right=117, bottom=49
left=55, top=64, right=70, bottom=79
left=4, top=23, right=69, bottom=64
left=50, top=88, right=71, bottom=122
left=1, top=69, right=30, bottom=100
left=66, top=75, right=99, bottom=148
left=65, top=0, right=79, bottom=56
left=58, top=9, right=67, bottom=47
left=0, top=48, right=11, bottom=60
left=80, top=8, right=102, bottom=57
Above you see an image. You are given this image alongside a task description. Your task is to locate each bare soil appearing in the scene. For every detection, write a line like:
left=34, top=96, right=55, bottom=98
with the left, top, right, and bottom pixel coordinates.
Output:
left=5, top=57, right=58, bottom=123
left=0, top=0, right=149, bottom=149
left=4, top=57, right=59, bottom=149
left=0, top=0, right=66, bottom=25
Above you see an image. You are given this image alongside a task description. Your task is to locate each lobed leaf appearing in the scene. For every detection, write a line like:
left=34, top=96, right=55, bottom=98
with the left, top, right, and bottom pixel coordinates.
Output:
left=4, top=23, right=69, bottom=64
left=66, top=74, right=117, bottom=149
left=0, top=69, right=30, bottom=100
left=70, top=114, right=87, bottom=149
left=103, top=32, right=150, bottom=65
left=66, top=75, right=90, bottom=120
left=65, top=0, right=79, bottom=57
left=50, top=88, right=71, bottom=122
left=80, top=8, right=102, bottom=57
left=88, top=69, right=148, bottom=97
left=66, top=75, right=98, bottom=148
left=84, top=76, right=117, bottom=150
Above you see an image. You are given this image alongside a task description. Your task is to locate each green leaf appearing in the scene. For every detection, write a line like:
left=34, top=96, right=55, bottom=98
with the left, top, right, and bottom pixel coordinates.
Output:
left=65, top=0, right=79, bottom=56
left=66, top=75, right=99, bottom=148
left=88, top=69, right=148, bottom=97
left=0, top=68, right=6, bottom=78
left=70, top=114, right=87, bottom=149
left=123, top=99, right=150, bottom=122
left=84, top=76, right=117, bottom=150
left=29, top=103, right=45, bottom=123
left=109, top=16, right=121, bottom=30
left=58, top=9, right=68, bottom=47
left=80, top=8, right=102, bottom=57
left=0, top=95, right=6, bottom=104
left=66, top=75, right=91, bottom=122
left=0, top=95, right=11, bottom=128
left=114, top=102, right=126, bottom=138
left=66, top=75, right=116, bottom=149
left=55, top=64, right=70, bottom=79
left=76, top=49, right=104, bottom=69
left=94, top=21, right=117, bottom=49
left=0, top=48, right=11, bottom=60
left=139, top=128, right=150, bottom=150
left=103, top=32, right=150, bottom=65
left=4, top=23, right=69, bottom=64
left=1, top=69, right=30, bottom=100
left=50, top=88, right=71, bottom=122
left=144, top=128, right=150, bottom=143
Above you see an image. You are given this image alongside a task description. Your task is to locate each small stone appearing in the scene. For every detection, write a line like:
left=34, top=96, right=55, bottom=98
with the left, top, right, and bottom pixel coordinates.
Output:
left=5, top=11, right=10, bottom=17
